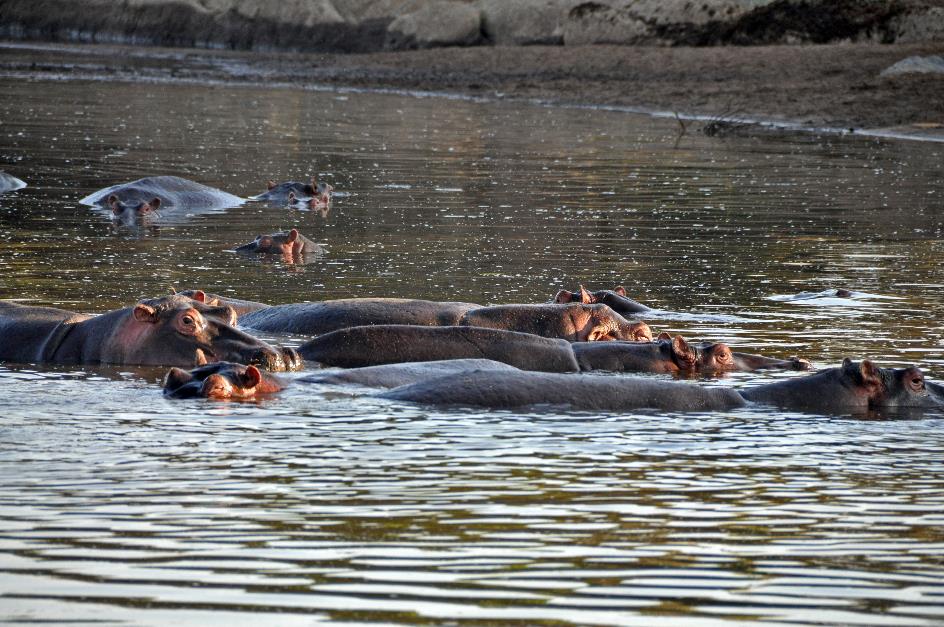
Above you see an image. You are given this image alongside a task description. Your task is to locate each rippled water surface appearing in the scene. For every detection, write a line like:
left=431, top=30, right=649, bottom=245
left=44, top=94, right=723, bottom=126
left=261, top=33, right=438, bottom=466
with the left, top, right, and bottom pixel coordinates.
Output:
left=1, top=61, right=944, bottom=625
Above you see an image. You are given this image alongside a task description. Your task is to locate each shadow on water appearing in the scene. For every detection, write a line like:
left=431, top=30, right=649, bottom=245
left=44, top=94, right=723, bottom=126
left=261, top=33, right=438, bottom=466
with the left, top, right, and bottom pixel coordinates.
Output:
left=1, top=67, right=944, bottom=625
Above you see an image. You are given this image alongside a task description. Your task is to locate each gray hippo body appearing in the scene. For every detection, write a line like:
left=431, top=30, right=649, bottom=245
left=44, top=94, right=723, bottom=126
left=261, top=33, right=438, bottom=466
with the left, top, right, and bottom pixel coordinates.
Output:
left=81, top=175, right=243, bottom=223
left=383, top=369, right=746, bottom=412
left=299, top=325, right=580, bottom=372
left=383, top=359, right=941, bottom=415
left=239, top=298, right=482, bottom=335
left=0, top=171, right=26, bottom=193
left=301, top=358, right=518, bottom=389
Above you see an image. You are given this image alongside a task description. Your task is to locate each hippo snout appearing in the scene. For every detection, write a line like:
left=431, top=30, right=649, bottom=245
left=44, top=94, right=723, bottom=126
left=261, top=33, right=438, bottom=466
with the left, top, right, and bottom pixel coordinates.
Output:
left=248, top=345, right=302, bottom=372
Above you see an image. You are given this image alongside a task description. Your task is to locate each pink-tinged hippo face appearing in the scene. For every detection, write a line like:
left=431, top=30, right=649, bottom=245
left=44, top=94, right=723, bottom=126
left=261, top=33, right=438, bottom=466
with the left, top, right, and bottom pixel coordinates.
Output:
left=108, top=295, right=301, bottom=371
left=163, top=361, right=286, bottom=399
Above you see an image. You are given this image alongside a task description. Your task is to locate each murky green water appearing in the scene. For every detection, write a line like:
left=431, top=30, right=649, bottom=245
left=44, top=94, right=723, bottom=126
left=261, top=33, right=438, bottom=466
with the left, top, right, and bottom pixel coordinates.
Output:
left=1, top=60, right=944, bottom=625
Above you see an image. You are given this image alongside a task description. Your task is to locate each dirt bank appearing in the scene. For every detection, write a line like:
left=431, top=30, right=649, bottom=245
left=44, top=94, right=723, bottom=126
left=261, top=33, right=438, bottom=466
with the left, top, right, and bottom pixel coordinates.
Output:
left=2, top=41, right=943, bottom=138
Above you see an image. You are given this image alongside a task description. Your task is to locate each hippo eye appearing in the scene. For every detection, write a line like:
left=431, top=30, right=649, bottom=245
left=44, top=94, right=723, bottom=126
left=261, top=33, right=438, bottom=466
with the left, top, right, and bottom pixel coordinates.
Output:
left=182, top=315, right=195, bottom=326
left=911, top=377, right=924, bottom=390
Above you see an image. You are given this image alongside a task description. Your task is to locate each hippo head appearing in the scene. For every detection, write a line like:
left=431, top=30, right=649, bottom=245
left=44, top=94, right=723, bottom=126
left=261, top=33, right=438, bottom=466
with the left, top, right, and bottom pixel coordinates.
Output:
left=235, top=229, right=309, bottom=256
left=163, top=361, right=286, bottom=399
left=116, top=295, right=301, bottom=371
left=109, top=194, right=160, bottom=224
left=554, top=285, right=648, bottom=315
left=583, top=303, right=652, bottom=342
left=665, top=336, right=813, bottom=372
left=288, top=181, right=333, bottom=210
left=741, top=358, right=942, bottom=414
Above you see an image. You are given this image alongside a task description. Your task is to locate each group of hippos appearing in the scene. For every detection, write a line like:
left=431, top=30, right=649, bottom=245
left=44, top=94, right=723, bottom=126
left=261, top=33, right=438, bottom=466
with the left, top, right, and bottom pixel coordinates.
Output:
left=1, top=173, right=942, bottom=415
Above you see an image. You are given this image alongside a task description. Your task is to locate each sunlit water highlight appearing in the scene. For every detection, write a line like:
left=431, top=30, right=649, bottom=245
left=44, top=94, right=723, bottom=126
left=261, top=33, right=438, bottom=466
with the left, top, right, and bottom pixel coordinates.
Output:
left=1, top=70, right=943, bottom=625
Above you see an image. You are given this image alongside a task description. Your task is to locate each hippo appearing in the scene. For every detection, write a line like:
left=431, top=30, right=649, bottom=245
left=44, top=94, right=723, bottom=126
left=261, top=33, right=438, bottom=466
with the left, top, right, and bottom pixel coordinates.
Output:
left=739, top=358, right=939, bottom=413
left=0, top=171, right=27, bottom=193
left=0, top=295, right=300, bottom=370
left=383, top=358, right=942, bottom=415
left=80, top=176, right=244, bottom=224
left=234, top=229, right=324, bottom=263
left=163, top=362, right=286, bottom=399
left=239, top=298, right=483, bottom=335
left=298, top=325, right=580, bottom=372
left=253, top=178, right=333, bottom=204
left=573, top=335, right=812, bottom=374
left=458, top=303, right=652, bottom=342
left=553, top=285, right=649, bottom=315
left=383, top=369, right=746, bottom=412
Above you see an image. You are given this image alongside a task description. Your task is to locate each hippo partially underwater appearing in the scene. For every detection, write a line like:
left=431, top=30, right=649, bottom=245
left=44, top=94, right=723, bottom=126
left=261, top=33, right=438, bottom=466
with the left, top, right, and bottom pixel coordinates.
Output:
left=80, top=175, right=244, bottom=224
left=0, top=295, right=299, bottom=370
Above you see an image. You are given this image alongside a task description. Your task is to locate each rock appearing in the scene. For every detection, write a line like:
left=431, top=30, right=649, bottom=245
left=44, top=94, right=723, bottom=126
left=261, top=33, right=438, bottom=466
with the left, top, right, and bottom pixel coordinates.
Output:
left=880, top=54, right=944, bottom=77
left=478, top=0, right=578, bottom=45
left=386, top=0, right=482, bottom=48
left=561, top=0, right=775, bottom=46
left=887, top=7, right=944, bottom=44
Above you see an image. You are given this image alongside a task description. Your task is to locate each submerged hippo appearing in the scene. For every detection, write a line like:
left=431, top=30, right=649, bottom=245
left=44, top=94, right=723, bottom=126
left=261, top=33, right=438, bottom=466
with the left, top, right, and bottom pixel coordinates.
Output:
left=459, top=303, right=652, bottom=342
left=0, top=295, right=299, bottom=370
left=80, top=176, right=243, bottom=224
left=553, top=285, right=649, bottom=315
left=739, top=358, right=937, bottom=413
left=573, top=335, right=811, bottom=374
left=298, top=325, right=580, bottom=372
left=384, top=369, right=746, bottom=412
left=234, top=229, right=324, bottom=263
left=163, top=362, right=286, bottom=399
left=0, top=171, right=27, bottom=193
left=254, top=178, right=334, bottom=204
left=239, top=298, right=483, bottom=335
left=301, top=359, right=519, bottom=389
left=384, top=358, right=942, bottom=415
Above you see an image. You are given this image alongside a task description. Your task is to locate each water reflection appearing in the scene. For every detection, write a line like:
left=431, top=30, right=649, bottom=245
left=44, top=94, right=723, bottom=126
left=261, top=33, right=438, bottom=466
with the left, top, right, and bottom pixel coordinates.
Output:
left=1, top=70, right=944, bottom=625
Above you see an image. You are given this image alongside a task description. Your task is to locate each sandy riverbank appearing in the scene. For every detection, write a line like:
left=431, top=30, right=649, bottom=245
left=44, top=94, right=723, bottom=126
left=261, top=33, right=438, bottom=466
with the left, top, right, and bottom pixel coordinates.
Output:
left=2, top=40, right=943, bottom=139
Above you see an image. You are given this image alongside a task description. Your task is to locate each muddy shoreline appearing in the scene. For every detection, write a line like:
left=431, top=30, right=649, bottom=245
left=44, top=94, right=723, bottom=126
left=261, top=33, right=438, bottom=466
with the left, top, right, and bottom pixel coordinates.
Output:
left=2, top=40, right=944, bottom=139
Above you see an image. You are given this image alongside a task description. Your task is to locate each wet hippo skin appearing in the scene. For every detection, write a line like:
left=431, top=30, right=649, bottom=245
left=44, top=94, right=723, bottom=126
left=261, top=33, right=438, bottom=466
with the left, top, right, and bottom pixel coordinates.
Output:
left=0, top=295, right=299, bottom=370
left=239, top=298, right=483, bottom=335
left=298, top=325, right=580, bottom=372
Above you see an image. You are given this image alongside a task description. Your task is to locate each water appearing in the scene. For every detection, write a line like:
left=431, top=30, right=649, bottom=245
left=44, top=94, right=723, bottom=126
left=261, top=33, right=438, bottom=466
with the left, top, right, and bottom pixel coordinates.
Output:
left=1, top=63, right=944, bottom=625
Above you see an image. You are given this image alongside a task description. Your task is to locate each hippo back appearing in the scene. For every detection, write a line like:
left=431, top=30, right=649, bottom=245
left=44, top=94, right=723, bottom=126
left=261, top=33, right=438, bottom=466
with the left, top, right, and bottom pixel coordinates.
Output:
left=80, top=175, right=243, bottom=213
left=239, top=299, right=482, bottom=335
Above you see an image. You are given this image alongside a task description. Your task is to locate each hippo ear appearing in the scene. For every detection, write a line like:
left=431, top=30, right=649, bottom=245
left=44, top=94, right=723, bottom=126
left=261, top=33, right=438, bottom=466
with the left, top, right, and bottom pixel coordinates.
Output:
left=671, top=335, right=697, bottom=367
left=147, top=197, right=161, bottom=211
left=579, top=285, right=594, bottom=304
left=162, top=367, right=195, bottom=391
left=241, top=365, right=262, bottom=389
left=108, top=195, right=122, bottom=214
left=286, top=229, right=298, bottom=243
left=267, top=180, right=276, bottom=191
left=132, top=303, right=159, bottom=323
left=614, top=286, right=627, bottom=296
left=632, top=322, right=653, bottom=342
left=552, top=290, right=573, bottom=304
left=190, top=290, right=207, bottom=303
left=860, top=359, right=883, bottom=389
left=657, top=331, right=671, bottom=341
left=288, top=191, right=296, bottom=202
